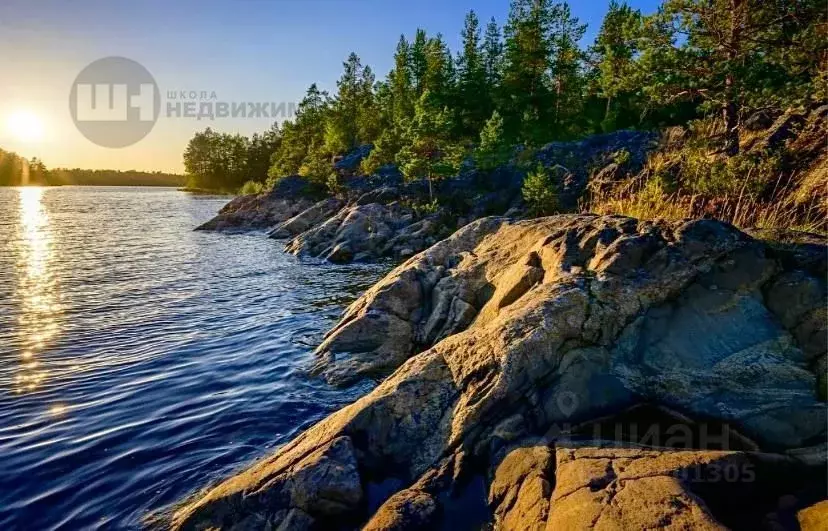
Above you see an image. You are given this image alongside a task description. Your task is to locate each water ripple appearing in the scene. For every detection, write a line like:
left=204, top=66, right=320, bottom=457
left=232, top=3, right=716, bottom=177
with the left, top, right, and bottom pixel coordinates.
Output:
left=0, top=186, right=384, bottom=530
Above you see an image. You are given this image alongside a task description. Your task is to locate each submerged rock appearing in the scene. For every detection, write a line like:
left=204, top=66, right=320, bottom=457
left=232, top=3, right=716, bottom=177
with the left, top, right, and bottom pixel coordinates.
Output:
left=172, top=214, right=826, bottom=530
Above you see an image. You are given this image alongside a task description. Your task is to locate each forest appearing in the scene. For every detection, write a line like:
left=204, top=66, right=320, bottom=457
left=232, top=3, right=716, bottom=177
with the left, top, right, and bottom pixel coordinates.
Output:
left=0, top=147, right=184, bottom=187
left=183, top=0, right=824, bottom=228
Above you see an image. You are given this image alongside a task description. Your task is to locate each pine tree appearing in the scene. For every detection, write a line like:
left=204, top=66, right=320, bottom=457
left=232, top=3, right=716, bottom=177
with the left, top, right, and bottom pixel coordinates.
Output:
left=483, top=17, right=504, bottom=90
left=423, top=34, right=455, bottom=111
left=456, top=11, right=490, bottom=138
left=325, top=53, right=377, bottom=154
left=641, top=0, right=825, bottom=155
left=247, top=124, right=281, bottom=183
left=390, top=35, right=415, bottom=126
left=396, top=91, right=465, bottom=201
left=474, top=111, right=512, bottom=171
left=589, top=1, right=644, bottom=131
left=549, top=2, right=587, bottom=138
left=501, top=0, right=557, bottom=146
left=410, top=29, right=429, bottom=96
left=268, top=84, right=329, bottom=185
left=360, top=37, right=414, bottom=175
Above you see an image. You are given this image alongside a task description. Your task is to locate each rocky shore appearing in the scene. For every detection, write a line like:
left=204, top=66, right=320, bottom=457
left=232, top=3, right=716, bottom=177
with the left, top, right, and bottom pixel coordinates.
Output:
left=195, top=130, right=658, bottom=263
left=170, top=214, right=826, bottom=530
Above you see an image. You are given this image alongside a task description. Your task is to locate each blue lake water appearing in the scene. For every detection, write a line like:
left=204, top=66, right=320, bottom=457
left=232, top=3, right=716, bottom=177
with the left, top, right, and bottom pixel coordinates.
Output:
left=0, top=186, right=383, bottom=530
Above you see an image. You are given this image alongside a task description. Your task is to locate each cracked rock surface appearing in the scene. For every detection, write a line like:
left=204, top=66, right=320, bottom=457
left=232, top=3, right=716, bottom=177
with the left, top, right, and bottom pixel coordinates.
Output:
left=171, top=214, right=826, bottom=530
left=195, top=193, right=315, bottom=232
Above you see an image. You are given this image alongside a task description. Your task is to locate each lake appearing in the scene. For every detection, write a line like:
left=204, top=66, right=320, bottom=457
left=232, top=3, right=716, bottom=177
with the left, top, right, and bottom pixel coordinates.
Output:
left=0, top=186, right=383, bottom=530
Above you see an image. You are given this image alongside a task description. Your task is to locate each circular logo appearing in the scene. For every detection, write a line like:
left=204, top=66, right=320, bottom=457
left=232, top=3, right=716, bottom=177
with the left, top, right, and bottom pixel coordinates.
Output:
left=70, top=57, right=160, bottom=148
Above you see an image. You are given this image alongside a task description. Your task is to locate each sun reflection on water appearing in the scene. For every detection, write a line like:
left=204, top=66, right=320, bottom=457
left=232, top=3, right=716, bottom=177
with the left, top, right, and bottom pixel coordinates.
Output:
left=15, top=187, right=61, bottom=394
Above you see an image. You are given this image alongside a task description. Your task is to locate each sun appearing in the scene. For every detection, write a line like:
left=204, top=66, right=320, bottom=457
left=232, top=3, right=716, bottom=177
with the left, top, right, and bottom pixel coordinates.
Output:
left=6, top=109, right=44, bottom=143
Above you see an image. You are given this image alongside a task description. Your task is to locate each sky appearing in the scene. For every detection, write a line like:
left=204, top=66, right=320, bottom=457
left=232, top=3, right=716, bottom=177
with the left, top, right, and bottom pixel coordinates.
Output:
left=0, top=0, right=661, bottom=173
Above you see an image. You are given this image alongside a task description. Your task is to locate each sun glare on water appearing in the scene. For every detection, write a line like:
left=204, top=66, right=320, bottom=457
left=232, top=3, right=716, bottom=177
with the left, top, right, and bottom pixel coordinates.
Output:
left=6, top=109, right=45, bottom=143
left=14, top=187, right=62, bottom=396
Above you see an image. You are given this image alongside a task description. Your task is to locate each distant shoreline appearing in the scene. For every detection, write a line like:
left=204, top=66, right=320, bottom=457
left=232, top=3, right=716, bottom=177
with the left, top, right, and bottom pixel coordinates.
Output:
left=1, top=183, right=188, bottom=188
left=177, top=187, right=236, bottom=195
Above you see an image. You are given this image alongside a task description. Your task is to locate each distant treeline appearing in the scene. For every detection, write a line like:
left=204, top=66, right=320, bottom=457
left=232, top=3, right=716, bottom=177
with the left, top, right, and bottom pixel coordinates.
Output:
left=0, top=147, right=184, bottom=187
left=48, top=168, right=185, bottom=187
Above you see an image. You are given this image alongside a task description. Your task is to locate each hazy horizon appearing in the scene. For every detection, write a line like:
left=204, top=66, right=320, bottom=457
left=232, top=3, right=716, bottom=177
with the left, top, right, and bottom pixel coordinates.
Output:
left=0, top=0, right=659, bottom=173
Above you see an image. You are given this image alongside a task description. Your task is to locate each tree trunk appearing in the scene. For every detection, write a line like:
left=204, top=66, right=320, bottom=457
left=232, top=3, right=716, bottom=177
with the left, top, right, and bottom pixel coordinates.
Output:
left=723, top=0, right=744, bottom=157
left=723, top=81, right=739, bottom=156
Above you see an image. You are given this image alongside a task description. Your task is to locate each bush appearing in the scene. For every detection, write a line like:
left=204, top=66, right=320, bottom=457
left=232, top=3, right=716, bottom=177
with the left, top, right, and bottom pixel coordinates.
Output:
left=522, top=163, right=560, bottom=216
left=239, top=180, right=264, bottom=195
left=679, top=146, right=782, bottom=197
left=326, top=172, right=343, bottom=195
left=474, top=111, right=512, bottom=172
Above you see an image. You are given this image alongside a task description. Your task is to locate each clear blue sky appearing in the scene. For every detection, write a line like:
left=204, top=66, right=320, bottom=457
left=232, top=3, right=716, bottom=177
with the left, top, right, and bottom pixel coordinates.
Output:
left=0, top=0, right=661, bottom=172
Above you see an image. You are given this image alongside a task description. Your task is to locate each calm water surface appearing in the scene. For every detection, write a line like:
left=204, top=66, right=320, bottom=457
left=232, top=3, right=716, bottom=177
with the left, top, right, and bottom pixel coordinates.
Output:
left=0, top=187, right=384, bottom=530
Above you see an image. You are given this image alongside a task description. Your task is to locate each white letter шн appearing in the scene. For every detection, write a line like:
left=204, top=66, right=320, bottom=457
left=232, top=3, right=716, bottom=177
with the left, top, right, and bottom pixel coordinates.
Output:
left=130, top=83, right=155, bottom=121
left=76, top=84, right=128, bottom=121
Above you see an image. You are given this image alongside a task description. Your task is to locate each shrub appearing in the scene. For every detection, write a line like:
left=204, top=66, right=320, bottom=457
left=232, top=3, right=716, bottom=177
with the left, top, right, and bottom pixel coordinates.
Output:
left=474, top=111, right=512, bottom=172
left=326, top=172, right=343, bottom=195
left=238, top=180, right=264, bottom=195
left=522, top=163, right=560, bottom=216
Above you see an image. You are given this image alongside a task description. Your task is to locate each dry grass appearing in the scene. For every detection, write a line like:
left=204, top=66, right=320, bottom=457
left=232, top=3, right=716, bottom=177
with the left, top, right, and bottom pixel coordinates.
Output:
left=581, top=175, right=826, bottom=234
left=581, top=113, right=827, bottom=236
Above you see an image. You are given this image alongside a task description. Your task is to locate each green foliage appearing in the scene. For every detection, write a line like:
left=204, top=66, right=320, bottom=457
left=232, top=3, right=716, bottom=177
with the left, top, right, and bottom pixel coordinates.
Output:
left=679, top=146, right=783, bottom=197
left=324, top=53, right=379, bottom=154
left=360, top=126, right=404, bottom=175
left=397, top=91, right=466, bottom=200
left=500, top=0, right=557, bottom=144
left=183, top=128, right=251, bottom=191
left=179, top=0, right=823, bottom=198
left=482, top=17, right=504, bottom=88
left=48, top=168, right=183, bottom=187
left=611, top=148, right=631, bottom=166
left=239, top=180, right=264, bottom=195
left=266, top=84, right=330, bottom=188
left=474, top=111, right=512, bottom=171
left=589, top=1, right=645, bottom=131
left=0, top=149, right=49, bottom=186
left=326, top=172, right=344, bottom=195
left=522, top=163, right=561, bottom=215
left=549, top=2, right=587, bottom=137
left=0, top=148, right=184, bottom=187
left=297, top=141, right=333, bottom=188
left=636, top=0, right=825, bottom=153
left=455, top=11, right=492, bottom=138
left=410, top=198, right=440, bottom=216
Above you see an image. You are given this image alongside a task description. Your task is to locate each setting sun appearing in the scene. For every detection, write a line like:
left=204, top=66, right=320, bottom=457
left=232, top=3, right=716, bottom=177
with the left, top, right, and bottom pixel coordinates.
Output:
left=6, top=109, right=44, bottom=143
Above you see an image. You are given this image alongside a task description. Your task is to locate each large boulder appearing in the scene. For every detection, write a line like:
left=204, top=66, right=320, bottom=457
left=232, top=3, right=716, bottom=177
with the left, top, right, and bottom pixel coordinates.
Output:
left=171, top=215, right=826, bottom=530
left=195, top=176, right=317, bottom=232
left=267, top=198, right=345, bottom=239
left=283, top=202, right=450, bottom=263
left=333, top=144, right=373, bottom=177
left=535, top=130, right=658, bottom=208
